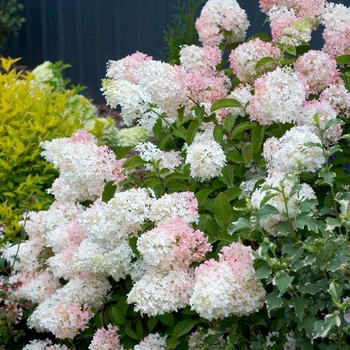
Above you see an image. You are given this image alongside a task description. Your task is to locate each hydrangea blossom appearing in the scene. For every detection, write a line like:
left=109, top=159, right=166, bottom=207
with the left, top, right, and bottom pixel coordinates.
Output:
left=259, top=0, right=325, bottom=18
left=268, top=5, right=313, bottom=46
left=134, top=333, right=167, bottom=350
left=106, top=51, right=153, bottom=84
left=101, top=79, right=161, bottom=133
left=127, top=267, right=194, bottom=316
left=229, top=38, right=281, bottom=84
left=320, top=84, right=350, bottom=117
left=148, top=191, right=199, bottom=224
left=23, top=339, right=68, bottom=350
left=322, top=3, right=350, bottom=58
left=180, top=45, right=222, bottom=76
left=88, top=325, right=124, bottom=350
left=195, top=0, right=250, bottom=46
left=185, top=130, right=226, bottom=181
left=135, top=141, right=182, bottom=172
left=190, top=243, right=265, bottom=320
left=137, top=216, right=211, bottom=270
left=251, top=172, right=317, bottom=235
left=298, top=100, right=342, bottom=145
left=294, top=50, right=342, bottom=95
left=41, top=130, right=125, bottom=202
left=247, top=66, right=305, bottom=125
left=262, top=125, right=325, bottom=173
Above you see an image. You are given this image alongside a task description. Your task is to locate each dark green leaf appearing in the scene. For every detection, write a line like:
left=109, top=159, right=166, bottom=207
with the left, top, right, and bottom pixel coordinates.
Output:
left=115, top=146, right=132, bottom=159
left=231, top=122, right=256, bottom=138
left=252, top=124, right=265, bottom=154
left=336, top=54, right=350, bottom=65
left=213, top=192, right=232, bottom=229
left=166, top=338, right=182, bottom=349
left=223, top=187, right=241, bottom=201
left=213, top=125, right=224, bottom=143
left=173, top=126, right=187, bottom=140
left=255, top=264, right=272, bottom=279
left=289, top=297, right=308, bottom=321
left=273, top=272, right=292, bottom=296
left=228, top=217, right=252, bottom=234
left=159, top=313, right=174, bottom=327
left=223, top=115, right=237, bottom=133
left=242, top=143, right=253, bottom=163
left=211, top=98, right=242, bottom=112
left=126, top=326, right=142, bottom=341
left=257, top=204, right=279, bottom=221
left=327, top=282, right=341, bottom=303
left=109, top=306, right=126, bottom=325
left=312, top=314, right=341, bottom=339
left=186, top=120, right=200, bottom=146
left=147, top=317, right=158, bottom=332
left=255, top=56, right=275, bottom=69
left=102, top=181, right=117, bottom=202
left=265, top=290, right=283, bottom=316
left=123, top=155, right=146, bottom=169
left=172, top=319, right=200, bottom=338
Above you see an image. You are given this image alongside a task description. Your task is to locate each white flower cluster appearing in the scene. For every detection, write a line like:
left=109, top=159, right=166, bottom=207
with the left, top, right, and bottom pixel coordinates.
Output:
left=134, top=333, right=167, bottom=350
left=185, top=130, right=226, bottom=181
left=247, top=66, right=305, bottom=125
left=262, top=125, right=325, bottom=173
left=41, top=130, right=124, bottom=202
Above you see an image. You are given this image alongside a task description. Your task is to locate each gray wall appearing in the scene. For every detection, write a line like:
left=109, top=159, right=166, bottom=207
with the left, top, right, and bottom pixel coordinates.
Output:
left=5, top=0, right=346, bottom=103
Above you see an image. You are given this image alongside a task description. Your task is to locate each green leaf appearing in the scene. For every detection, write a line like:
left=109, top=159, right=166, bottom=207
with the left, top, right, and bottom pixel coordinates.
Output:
left=153, top=118, right=163, bottom=140
left=223, top=115, right=236, bottom=133
left=312, top=314, right=341, bottom=339
left=252, top=124, right=265, bottom=154
left=147, top=317, right=158, bottom=332
left=166, top=338, right=182, bottom=349
left=159, top=313, right=174, bottom=327
left=326, top=217, right=341, bottom=232
left=242, top=143, right=253, bottom=163
left=109, top=306, right=126, bottom=325
left=213, top=125, right=224, bottom=143
left=336, top=54, right=350, bottom=65
left=298, top=282, right=320, bottom=295
left=172, top=319, right=200, bottom=338
left=0, top=159, right=11, bottom=171
left=123, top=155, right=146, bottom=169
left=255, top=264, right=272, bottom=279
left=173, top=126, right=187, bottom=140
left=218, top=165, right=234, bottom=186
left=211, top=98, right=242, bottom=112
left=285, top=45, right=296, bottom=56
left=318, top=169, right=336, bottom=185
left=213, top=192, right=232, bottom=229
left=257, top=204, right=279, bottom=221
left=231, top=122, right=256, bottom=138
left=223, top=187, right=241, bottom=201
left=102, top=181, right=117, bottom=202
left=265, top=291, right=283, bottom=316
left=273, top=272, right=292, bottom=296
left=289, top=297, right=308, bottom=321
left=126, top=326, right=142, bottom=341
left=228, top=217, right=252, bottom=234
left=255, top=56, right=275, bottom=69
left=115, top=146, right=132, bottom=159
left=195, top=189, right=213, bottom=205
left=296, top=213, right=319, bottom=231
left=327, top=282, right=342, bottom=303
left=186, top=120, right=200, bottom=146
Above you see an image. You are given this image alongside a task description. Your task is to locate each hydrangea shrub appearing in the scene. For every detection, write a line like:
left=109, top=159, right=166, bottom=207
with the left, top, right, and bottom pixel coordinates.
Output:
left=3, top=0, right=350, bottom=349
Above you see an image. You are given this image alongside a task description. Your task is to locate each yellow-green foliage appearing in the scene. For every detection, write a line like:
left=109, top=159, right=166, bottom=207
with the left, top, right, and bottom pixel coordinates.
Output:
left=0, top=58, right=98, bottom=242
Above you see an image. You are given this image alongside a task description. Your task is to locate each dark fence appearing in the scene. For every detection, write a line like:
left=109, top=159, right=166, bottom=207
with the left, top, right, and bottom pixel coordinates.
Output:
left=5, top=0, right=344, bottom=103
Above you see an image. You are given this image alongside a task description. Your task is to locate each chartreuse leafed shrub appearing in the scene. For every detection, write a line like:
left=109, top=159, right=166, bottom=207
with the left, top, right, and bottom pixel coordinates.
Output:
left=0, top=58, right=125, bottom=245
left=3, top=0, right=350, bottom=350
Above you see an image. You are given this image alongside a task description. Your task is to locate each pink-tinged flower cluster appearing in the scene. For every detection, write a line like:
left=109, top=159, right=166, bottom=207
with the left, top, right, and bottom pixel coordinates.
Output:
left=148, top=191, right=199, bottom=224
left=294, top=50, right=342, bottom=95
left=320, top=84, right=350, bottom=118
left=185, top=130, right=226, bottom=181
left=41, top=130, right=125, bottom=202
left=263, top=125, right=325, bottom=173
left=137, top=216, right=210, bottom=270
left=135, top=141, right=182, bottom=172
left=106, top=51, right=153, bottom=84
left=27, top=274, right=110, bottom=339
left=322, top=3, right=350, bottom=58
left=251, top=172, right=317, bottom=235
left=180, top=45, right=222, bottom=76
left=134, top=333, right=167, bottom=350
left=247, top=66, right=305, bottom=125
left=229, top=38, right=281, bottom=84
left=268, top=6, right=312, bottom=46
left=88, top=325, right=124, bottom=350
left=27, top=299, right=93, bottom=339
left=259, top=0, right=325, bottom=18
left=195, top=0, right=249, bottom=46
left=189, top=242, right=265, bottom=320
left=298, top=100, right=342, bottom=146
